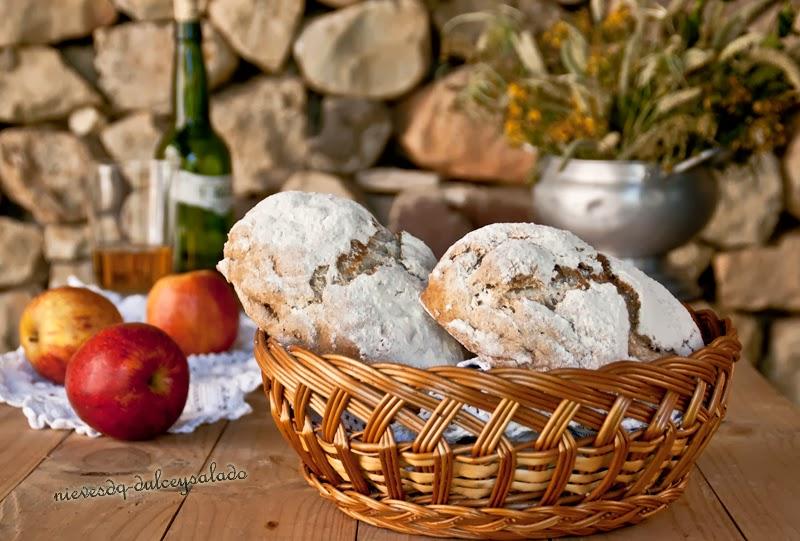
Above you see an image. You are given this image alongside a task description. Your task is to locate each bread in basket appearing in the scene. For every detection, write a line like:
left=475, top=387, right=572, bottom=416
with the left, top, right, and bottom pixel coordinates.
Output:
left=220, top=192, right=741, bottom=539
left=254, top=308, right=739, bottom=539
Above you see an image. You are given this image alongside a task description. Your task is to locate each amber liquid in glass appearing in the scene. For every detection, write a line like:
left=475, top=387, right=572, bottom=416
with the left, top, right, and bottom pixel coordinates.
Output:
left=92, top=244, right=173, bottom=294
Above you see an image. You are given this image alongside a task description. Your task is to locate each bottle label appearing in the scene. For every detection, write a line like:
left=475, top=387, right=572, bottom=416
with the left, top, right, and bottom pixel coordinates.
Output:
left=171, top=170, right=232, bottom=216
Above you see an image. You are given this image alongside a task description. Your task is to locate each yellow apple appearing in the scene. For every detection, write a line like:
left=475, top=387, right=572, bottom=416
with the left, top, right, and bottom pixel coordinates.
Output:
left=19, top=287, right=123, bottom=384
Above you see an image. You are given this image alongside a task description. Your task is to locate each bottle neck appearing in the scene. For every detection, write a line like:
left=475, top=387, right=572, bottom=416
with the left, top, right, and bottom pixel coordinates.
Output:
left=172, top=21, right=210, bottom=129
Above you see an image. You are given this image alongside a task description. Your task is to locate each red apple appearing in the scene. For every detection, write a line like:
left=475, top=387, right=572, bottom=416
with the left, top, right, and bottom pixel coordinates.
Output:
left=146, top=270, right=239, bottom=355
left=19, top=287, right=123, bottom=384
left=66, top=323, right=190, bottom=440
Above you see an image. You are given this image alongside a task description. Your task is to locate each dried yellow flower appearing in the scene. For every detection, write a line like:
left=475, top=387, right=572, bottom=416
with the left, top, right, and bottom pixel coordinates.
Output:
left=456, top=0, right=799, bottom=167
left=542, top=21, right=569, bottom=50
left=507, top=82, right=527, bottom=100
left=504, top=118, right=526, bottom=145
left=582, top=116, right=597, bottom=136
left=602, top=5, right=633, bottom=35
left=543, top=111, right=599, bottom=146
left=547, top=116, right=579, bottom=144
left=527, top=109, right=542, bottom=123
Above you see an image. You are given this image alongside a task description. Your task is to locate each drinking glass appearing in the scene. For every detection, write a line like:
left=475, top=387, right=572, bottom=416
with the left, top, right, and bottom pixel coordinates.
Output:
left=86, top=160, right=175, bottom=294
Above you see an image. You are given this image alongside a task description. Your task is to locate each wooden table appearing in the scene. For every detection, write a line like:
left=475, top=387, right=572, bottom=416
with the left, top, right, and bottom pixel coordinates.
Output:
left=1, top=360, right=798, bottom=540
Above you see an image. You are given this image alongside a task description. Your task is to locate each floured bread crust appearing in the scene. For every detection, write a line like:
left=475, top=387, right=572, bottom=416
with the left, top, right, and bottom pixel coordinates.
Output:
left=420, top=223, right=704, bottom=370
left=218, top=191, right=465, bottom=367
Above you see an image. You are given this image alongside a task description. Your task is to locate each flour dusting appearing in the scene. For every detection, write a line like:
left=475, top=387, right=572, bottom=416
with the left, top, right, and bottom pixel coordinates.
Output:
left=219, top=191, right=464, bottom=367
left=422, top=223, right=703, bottom=370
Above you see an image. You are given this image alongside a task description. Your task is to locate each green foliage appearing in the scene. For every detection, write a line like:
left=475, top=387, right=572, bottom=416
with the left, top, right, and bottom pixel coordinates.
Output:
left=444, top=0, right=800, bottom=169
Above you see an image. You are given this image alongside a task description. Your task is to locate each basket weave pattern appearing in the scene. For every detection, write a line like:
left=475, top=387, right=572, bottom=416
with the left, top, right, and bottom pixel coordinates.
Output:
left=255, top=309, right=740, bottom=539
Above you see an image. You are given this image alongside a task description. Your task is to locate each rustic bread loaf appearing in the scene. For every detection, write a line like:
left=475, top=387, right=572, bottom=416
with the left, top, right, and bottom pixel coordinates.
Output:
left=420, top=223, right=704, bottom=370
left=217, top=191, right=465, bottom=367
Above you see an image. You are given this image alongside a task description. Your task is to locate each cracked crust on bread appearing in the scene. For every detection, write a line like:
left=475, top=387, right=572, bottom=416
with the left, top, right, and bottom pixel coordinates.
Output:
left=218, top=191, right=465, bottom=367
left=421, top=223, right=703, bottom=370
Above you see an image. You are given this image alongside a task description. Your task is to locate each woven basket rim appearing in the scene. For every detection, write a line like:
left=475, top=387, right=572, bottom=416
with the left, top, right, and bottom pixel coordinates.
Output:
left=255, top=308, right=739, bottom=376
left=252, top=306, right=741, bottom=539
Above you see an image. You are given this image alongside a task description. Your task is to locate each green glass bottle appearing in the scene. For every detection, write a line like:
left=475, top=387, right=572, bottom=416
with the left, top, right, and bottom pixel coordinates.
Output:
left=155, top=0, right=232, bottom=273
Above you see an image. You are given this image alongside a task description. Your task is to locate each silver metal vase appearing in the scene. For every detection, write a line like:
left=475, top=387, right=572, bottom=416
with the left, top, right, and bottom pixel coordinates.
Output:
left=531, top=155, right=719, bottom=300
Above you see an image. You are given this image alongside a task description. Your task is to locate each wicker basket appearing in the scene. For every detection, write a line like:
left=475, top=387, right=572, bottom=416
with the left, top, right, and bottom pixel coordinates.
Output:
left=254, top=308, right=740, bottom=539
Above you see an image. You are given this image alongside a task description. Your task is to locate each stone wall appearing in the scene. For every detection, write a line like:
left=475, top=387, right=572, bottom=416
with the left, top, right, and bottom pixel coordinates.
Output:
left=0, top=0, right=798, bottom=404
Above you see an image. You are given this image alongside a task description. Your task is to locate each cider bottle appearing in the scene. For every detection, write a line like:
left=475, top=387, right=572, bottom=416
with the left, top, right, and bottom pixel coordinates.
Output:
left=156, top=0, right=233, bottom=272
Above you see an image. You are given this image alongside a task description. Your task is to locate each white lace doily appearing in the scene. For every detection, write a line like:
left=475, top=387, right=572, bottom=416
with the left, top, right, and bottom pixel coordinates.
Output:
left=0, top=277, right=263, bottom=437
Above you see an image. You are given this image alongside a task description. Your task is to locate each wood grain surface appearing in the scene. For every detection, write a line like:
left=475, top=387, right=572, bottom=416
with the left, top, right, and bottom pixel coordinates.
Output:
left=696, top=362, right=800, bottom=541
left=0, top=360, right=797, bottom=541
left=0, top=422, right=227, bottom=540
left=164, top=391, right=357, bottom=541
left=0, top=403, right=69, bottom=501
